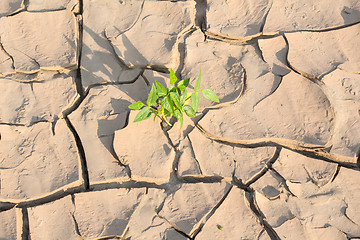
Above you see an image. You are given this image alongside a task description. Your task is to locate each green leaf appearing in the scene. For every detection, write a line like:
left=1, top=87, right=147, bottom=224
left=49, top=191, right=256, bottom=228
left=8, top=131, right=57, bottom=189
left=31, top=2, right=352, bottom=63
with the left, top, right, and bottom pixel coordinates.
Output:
left=161, top=96, right=175, bottom=115
left=153, top=111, right=159, bottom=121
left=170, top=92, right=181, bottom=110
left=174, top=109, right=183, bottom=128
left=202, top=88, right=219, bottom=103
left=160, top=107, right=166, bottom=118
left=155, top=80, right=167, bottom=97
left=133, top=106, right=152, bottom=122
left=216, top=224, right=223, bottom=231
left=180, top=90, right=192, bottom=105
left=185, top=94, right=192, bottom=105
left=164, top=118, right=172, bottom=126
left=170, top=69, right=177, bottom=85
left=194, top=70, right=201, bottom=92
left=147, top=84, right=158, bottom=106
left=183, top=105, right=196, bottom=118
left=128, top=101, right=144, bottom=110
left=180, top=90, right=188, bottom=104
left=168, top=86, right=177, bottom=93
left=191, top=92, right=199, bottom=112
left=150, top=107, right=158, bottom=113
left=164, top=108, right=172, bottom=117
left=177, top=78, right=190, bottom=91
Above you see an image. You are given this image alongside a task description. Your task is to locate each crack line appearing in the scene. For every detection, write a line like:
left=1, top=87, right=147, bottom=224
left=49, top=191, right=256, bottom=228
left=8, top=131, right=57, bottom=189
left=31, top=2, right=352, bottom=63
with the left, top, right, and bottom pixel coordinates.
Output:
left=186, top=135, right=203, bottom=175
left=259, top=0, right=273, bottom=33
left=244, top=190, right=281, bottom=240
left=16, top=207, right=30, bottom=240
left=73, top=0, right=84, bottom=97
left=61, top=70, right=143, bottom=119
left=269, top=168, right=296, bottom=197
left=244, top=147, right=281, bottom=187
left=0, top=64, right=77, bottom=83
left=104, top=32, right=170, bottom=74
left=64, top=116, right=89, bottom=190
left=6, top=0, right=27, bottom=17
left=195, top=123, right=359, bottom=169
left=157, top=213, right=192, bottom=239
left=114, top=0, right=145, bottom=38
left=89, top=235, right=123, bottom=240
left=194, top=0, right=207, bottom=32
left=204, top=30, right=279, bottom=45
left=59, top=70, right=144, bottom=182
left=70, top=194, right=83, bottom=238
left=0, top=37, right=15, bottom=70
left=281, top=32, right=338, bottom=152
left=0, top=176, right=168, bottom=212
left=0, top=57, right=11, bottom=65
left=203, top=20, right=360, bottom=45
left=281, top=33, right=319, bottom=82
left=252, top=75, right=283, bottom=109
left=189, top=185, right=233, bottom=238
left=202, top=63, right=247, bottom=111
left=173, top=23, right=197, bottom=77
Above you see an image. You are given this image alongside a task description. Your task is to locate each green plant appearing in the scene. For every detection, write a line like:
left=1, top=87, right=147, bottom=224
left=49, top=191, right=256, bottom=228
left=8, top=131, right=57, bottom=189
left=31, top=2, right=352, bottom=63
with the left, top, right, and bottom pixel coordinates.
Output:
left=128, top=69, right=219, bottom=128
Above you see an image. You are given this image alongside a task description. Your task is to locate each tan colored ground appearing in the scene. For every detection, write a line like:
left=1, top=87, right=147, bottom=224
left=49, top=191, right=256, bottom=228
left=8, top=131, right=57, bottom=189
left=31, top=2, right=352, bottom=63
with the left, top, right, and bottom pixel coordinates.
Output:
left=1, top=0, right=360, bottom=239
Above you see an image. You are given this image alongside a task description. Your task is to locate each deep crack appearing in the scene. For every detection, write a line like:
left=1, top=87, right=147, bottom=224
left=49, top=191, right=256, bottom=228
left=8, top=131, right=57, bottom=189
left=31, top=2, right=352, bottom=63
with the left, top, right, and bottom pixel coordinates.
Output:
left=244, top=190, right=280, bottom=240
left=16, top=207, right=29, bottom=240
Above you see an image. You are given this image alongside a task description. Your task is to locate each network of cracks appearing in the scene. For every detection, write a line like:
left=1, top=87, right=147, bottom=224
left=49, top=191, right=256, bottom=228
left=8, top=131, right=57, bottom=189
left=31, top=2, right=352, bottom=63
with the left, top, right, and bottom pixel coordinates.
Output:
left=1, top=0, right=360, bottom=239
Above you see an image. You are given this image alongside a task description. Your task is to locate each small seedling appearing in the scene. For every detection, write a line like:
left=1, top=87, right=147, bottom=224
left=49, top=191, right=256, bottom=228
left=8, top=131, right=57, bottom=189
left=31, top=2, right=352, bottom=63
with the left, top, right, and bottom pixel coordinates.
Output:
left=128, top=69, right=219, bottom=128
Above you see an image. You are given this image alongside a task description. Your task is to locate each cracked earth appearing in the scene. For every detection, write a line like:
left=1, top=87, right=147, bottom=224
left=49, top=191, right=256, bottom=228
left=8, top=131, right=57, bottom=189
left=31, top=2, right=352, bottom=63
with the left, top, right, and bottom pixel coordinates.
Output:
left=1, top=0, right=360, bottom=239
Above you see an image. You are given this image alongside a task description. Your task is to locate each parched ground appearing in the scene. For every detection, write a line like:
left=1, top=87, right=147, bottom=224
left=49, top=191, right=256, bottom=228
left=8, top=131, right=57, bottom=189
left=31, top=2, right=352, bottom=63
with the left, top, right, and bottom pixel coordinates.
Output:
left=1, top=0, right=360, bottom=239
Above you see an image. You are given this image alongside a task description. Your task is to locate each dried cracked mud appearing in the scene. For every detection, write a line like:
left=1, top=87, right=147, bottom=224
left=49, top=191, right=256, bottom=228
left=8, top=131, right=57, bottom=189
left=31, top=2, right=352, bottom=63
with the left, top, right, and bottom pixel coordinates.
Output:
left=1, top=0, right=360, bottom=239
